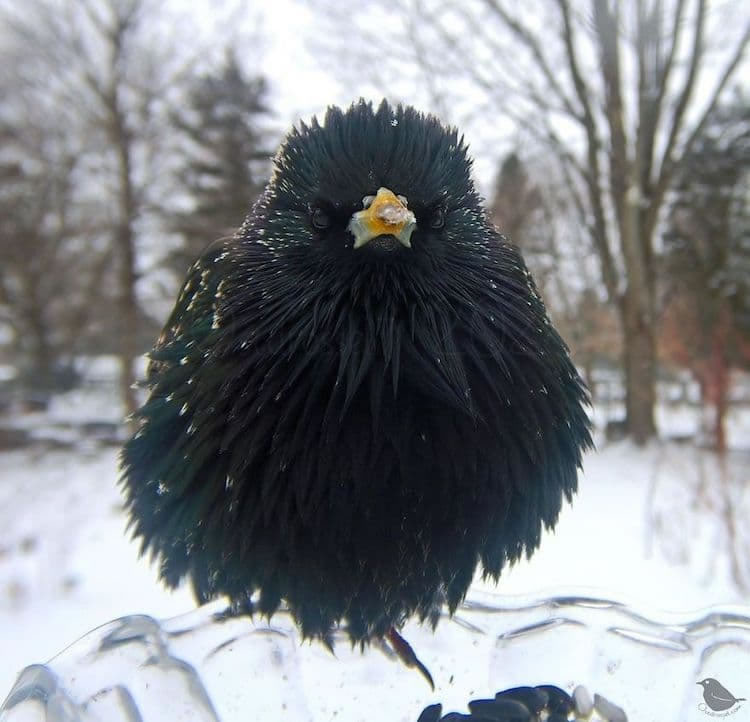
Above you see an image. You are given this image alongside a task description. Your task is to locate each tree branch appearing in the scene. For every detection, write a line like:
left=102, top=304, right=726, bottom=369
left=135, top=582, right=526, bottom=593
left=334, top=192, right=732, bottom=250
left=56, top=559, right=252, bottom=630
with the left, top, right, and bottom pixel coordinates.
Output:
left=595, top=2, right=628, bottom=233
left=646, top=16, right=749, bottom=239
left=649, top=0, right=706, bottom=206
left=643, top=0, right=687, bottom=188
left=480, top=0, right=582, bottom=122
left=557, top=0, right=619, bottom=303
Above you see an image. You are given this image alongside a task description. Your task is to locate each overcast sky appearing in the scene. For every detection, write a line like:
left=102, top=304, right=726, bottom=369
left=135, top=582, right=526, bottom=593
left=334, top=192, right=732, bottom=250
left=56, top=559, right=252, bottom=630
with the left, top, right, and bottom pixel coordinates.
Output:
left=178, top=0, right=749, bottom=198
left=188, top=0, right=505, bottom=193
left=257, top=0, right=344, bottom=121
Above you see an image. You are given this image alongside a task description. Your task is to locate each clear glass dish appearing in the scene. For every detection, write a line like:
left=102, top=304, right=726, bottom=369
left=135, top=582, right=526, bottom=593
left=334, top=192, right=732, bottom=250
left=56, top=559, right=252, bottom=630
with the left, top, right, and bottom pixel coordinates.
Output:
left=2, top=588, right=749, bottom=721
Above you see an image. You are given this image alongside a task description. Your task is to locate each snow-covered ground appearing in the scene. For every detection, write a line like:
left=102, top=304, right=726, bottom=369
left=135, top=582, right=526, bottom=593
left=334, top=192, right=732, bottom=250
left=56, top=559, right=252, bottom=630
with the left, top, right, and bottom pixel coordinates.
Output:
left=0, top=382, right=748, bottom=704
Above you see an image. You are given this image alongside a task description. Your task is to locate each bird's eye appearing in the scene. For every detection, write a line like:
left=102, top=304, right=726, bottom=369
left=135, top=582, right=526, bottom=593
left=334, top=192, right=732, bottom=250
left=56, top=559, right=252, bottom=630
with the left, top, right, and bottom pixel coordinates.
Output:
left=311, top=207, right=331, bottom=231
left=429, top=207, right=446, bottom=230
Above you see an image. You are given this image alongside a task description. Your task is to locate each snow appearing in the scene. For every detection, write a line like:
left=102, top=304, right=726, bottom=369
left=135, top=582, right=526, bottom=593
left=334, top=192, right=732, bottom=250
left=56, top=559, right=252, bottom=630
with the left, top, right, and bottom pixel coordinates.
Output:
left=0, top=445, right=195, bottom=694
left=0, top=381, right=749, bottom=719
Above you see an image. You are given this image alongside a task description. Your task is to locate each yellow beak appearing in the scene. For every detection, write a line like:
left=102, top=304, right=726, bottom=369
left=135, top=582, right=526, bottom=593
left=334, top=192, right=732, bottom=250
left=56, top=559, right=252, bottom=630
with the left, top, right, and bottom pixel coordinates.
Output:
left=347, top=187, right=417, bottom=249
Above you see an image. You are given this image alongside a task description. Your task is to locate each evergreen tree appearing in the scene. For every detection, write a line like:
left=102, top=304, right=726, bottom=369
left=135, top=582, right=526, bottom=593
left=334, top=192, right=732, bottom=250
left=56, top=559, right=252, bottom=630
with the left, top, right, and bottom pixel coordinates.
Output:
left=489, top=152, right=542, bottom=247
left=662, top=95, right=750, bottom=451
left=168, top=50, right=273, bottom=275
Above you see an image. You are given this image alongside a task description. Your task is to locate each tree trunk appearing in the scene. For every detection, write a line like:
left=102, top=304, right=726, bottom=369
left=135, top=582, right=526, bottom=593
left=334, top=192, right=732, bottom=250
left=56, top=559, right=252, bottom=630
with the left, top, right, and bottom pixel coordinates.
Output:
left=621, top=287, right=657, bottom=444
left=711, top=312, right=731, bottom=456
left=714, top=370, right=729, bottom=455
left=24, top=278, right=56, bottom=392
left=698, top=306, right=731, bottom=454
left=110, top=82, right=140, bottom=423
left=616, top=174, right=658, bottom=445
left=116, top=216, right=139, bottom=422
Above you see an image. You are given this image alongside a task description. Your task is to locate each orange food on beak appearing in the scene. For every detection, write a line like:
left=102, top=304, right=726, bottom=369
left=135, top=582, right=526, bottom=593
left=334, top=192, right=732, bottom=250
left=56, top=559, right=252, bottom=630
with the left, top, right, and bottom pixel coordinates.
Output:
left=348, top=187, right=417, bottom=249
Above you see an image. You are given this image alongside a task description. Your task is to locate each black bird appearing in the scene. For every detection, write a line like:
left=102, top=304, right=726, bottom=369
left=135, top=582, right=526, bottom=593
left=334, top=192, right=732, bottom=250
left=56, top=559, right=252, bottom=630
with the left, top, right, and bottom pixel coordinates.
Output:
left=121, top=100, right=591, bottom=679
left=697, top=678, right=746, bottom=711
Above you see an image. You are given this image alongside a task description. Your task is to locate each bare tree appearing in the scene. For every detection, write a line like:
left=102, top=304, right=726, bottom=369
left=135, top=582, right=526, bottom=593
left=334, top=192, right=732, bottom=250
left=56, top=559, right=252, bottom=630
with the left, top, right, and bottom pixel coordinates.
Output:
left=1, top=0, right=194, bottom=419
left=0, top=144, right=109, bottom=394
left=0, top=38, right=115, bottom=396
left=79, top=0, right=146, bottom=417
left=489, top=151, right=622, bottom=395
left=314, top=0, right=750, bottom=443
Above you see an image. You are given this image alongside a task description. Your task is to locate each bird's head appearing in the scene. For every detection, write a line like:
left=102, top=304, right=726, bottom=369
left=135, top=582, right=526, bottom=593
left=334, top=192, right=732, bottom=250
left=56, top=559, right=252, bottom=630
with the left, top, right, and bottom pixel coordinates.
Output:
left=261, top=99, right=486, bottom=268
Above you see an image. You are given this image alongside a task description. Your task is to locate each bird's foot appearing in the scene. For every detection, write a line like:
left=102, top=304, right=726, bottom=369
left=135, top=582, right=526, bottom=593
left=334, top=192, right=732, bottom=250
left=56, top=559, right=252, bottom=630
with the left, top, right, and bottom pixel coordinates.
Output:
left=386, top=627, right=435, bottom=690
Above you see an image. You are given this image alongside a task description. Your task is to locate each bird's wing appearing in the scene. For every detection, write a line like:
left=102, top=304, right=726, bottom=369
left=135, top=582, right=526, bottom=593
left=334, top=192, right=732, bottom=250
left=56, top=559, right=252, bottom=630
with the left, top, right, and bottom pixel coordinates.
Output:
left=121, top=237, right=235, bottom=590
left=712, top=688, right=738, bottom=702
left=147, top=238, right=229, bottom=380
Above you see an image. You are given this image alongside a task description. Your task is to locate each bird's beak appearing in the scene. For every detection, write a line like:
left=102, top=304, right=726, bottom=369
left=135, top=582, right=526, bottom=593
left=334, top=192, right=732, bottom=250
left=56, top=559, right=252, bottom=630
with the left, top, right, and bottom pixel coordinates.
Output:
left=348, top=187, right=417, bottom=249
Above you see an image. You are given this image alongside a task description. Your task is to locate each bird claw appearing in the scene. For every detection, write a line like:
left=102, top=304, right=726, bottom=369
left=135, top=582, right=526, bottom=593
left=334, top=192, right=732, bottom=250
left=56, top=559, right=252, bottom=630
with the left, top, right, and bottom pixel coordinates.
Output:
left=387, top=627, right=435, bottom=690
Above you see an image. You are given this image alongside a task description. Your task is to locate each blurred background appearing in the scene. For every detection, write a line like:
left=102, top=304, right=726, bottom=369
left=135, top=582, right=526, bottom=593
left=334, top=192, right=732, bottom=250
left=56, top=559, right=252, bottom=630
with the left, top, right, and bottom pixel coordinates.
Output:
left=0, top=0, right=748, bottom=698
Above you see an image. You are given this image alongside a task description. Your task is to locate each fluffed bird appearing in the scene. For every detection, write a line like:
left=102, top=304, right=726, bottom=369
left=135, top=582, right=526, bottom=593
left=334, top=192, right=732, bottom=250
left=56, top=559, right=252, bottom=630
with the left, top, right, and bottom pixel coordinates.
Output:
left=121, top=100, right=591, bottom=682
